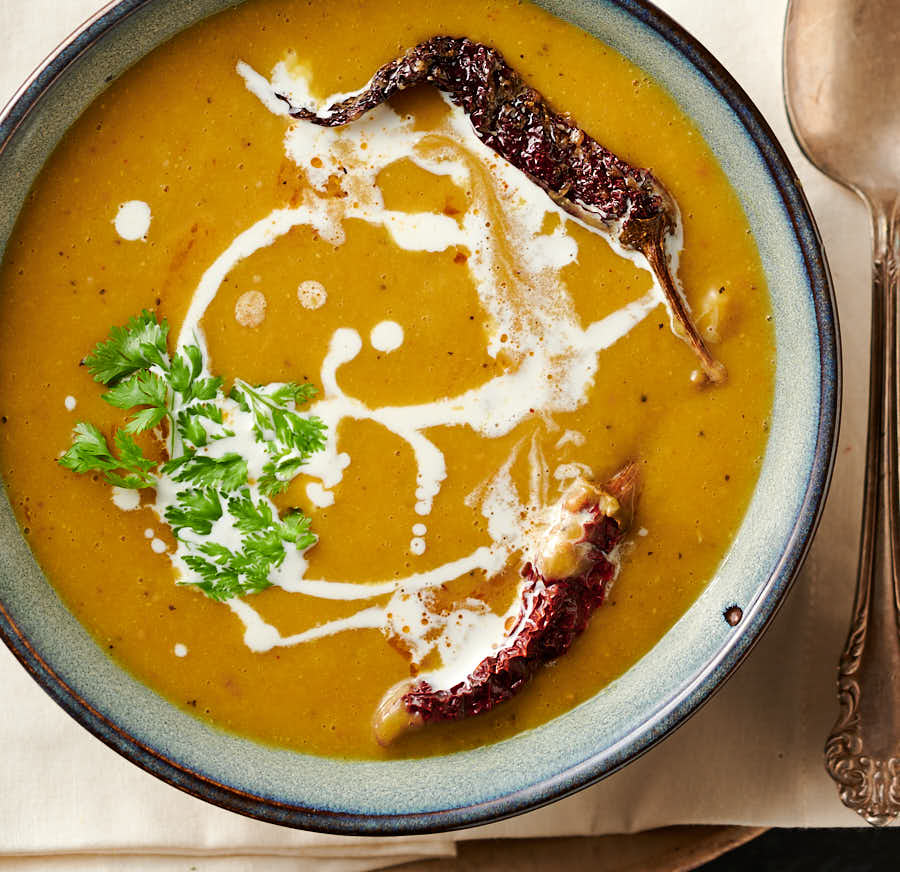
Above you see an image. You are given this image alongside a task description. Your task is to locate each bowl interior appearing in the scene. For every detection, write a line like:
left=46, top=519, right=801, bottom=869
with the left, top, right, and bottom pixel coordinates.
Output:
left=0, top=0, right=836, bottom=833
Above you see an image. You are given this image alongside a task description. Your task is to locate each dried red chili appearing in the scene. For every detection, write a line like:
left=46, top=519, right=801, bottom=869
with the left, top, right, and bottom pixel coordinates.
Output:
left=372, top=463, right=639, bottom=745
left=282, top=36, right=726, bottom=384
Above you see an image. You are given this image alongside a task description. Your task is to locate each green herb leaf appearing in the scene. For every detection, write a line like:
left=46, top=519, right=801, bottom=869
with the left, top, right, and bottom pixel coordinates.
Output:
left=168, top=353, right=192, bottom=393
left=113, top=430, right=156, bottom=472
left=163, top=452, right=248, bottom=491
left=102, top=369, right=168, bottom=410
left=165, top=488, right=223, bottom=536
left=59, top=421, right=156, bottom=489
left=228, top=490, right=275, bottom=533
left=268, top=382, right=318, bottom=406
left=124, top=405, right=169, bottom=435
left=84, top=310, right=169, bottom=385
left=185, top=376, right=223, bottom=403
left=230, top=379, right=326, bottom=496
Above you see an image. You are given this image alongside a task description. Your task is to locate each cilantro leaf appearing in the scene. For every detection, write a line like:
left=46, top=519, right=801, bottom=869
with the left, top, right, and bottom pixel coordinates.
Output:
left=187, top=376, right=223, bottom=402
left=228, top=490, right=275, bottom=533
left=230, top=380, right=326, bottom=496
left=165, top=488, right=223, bottom=536
left=163, top=452, right=248, bottom=491
left=176, top=499, right=314, bottom=600
left=259, top=455, right=309, bottom=496
left=279, top=510, right=316, bottom=549
left=100, top=370, right=170, bottom=434
left=268, top=382, right=318, bottom=406
left=59, top=422, right=156, bottom=489
left=168, top=353, right=192, bottom=394
left=59, top=422, right=114, bottom=473
left=102, top=370, right=168, bottom=410
left=84, top=310, right=169, bottom=385
left=124, top=406, right=169, bottom=434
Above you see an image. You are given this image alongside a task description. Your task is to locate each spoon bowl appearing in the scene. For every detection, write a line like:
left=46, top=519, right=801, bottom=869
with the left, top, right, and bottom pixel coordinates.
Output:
left=786, top=0, right=900, bottom=199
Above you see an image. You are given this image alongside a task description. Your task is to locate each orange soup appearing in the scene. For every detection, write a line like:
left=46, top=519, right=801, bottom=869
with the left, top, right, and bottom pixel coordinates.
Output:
left=0, top=0, right=773, bottom=758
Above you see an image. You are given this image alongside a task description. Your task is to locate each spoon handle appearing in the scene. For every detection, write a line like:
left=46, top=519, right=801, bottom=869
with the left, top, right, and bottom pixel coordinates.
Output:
left=825, top=199, right=900, bottom=826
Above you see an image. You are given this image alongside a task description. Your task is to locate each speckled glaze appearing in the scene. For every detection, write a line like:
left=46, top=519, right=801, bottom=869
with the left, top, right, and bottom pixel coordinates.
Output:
left=0, top=0, right=838, bottom=834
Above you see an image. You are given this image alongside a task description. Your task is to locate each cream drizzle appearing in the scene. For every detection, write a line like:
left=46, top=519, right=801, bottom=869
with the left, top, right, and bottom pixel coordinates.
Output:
left=370, top=321, right=404, bottom=353
left=124, top=58, right=676, bottom=694
left=111, top=487, right=140, bottom=511
left=114, top=200, right=151, bottom=241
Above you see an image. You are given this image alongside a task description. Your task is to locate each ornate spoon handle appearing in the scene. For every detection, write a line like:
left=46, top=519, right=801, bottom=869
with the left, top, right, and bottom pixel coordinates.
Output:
left=825, top=196, right=900, bottom=826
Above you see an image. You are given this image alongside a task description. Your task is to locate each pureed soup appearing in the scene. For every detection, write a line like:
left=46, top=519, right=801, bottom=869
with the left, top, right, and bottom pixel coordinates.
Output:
left=0, top=0, right=773, bottom=759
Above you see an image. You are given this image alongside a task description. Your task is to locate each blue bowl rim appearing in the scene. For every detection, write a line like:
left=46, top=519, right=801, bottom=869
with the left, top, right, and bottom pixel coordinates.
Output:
left=0, top=0, right=841, bottom=835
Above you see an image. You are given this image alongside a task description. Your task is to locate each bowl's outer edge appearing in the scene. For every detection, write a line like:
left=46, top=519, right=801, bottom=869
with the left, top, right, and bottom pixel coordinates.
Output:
left=0, top=0, right=840, bottom=835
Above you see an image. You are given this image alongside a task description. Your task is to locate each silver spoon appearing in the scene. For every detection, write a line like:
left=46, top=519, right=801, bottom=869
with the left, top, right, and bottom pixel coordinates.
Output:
left=785, top=0, right=900, bottom=827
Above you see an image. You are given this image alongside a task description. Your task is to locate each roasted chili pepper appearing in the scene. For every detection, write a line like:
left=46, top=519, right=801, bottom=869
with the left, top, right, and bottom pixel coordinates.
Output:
left=372, top=463, right=639, bottom=745
left=281, top=36, right=726, bottom=384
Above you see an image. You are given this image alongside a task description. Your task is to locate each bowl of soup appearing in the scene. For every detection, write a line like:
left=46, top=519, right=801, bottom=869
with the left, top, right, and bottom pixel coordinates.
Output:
left=0, top=0, right=837, bottom=833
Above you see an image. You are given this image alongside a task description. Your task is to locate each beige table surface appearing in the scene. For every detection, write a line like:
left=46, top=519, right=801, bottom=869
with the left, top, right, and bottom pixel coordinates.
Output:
left=0, top=0, right=881, bottom=868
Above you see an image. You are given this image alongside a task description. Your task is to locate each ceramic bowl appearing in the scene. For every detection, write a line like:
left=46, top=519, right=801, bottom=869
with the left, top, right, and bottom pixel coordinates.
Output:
left=0, top=0, right=838, bottom=834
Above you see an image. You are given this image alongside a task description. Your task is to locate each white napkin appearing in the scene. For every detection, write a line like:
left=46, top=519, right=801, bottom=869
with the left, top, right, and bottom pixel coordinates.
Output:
left=0, top=0, right=879, bottom=867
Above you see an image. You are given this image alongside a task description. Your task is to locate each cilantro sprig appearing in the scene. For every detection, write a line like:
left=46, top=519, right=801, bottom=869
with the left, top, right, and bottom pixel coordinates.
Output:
left=59, top=310, right=327, bottom=601
left=230, top=380, right=326, bottom=495
left=167, top=487, right=316, bottom=601
left=60, top=422, right=156, bottom=489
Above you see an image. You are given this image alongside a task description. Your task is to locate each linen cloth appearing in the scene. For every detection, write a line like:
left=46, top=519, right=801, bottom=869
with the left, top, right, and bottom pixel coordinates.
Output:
left=0, top=0, right=879, bottom=867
